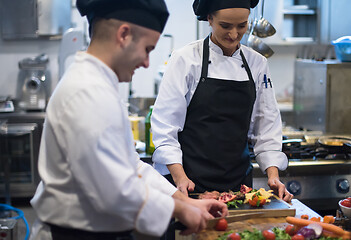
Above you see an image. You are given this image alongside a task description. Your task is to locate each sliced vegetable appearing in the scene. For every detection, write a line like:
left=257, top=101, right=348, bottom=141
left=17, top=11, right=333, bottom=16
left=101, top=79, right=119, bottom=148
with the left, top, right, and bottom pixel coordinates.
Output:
left=296, top=226, right=317, bottom=240
left=322, top=215, right=335, bottom=224
left=301, top=215, right=309, bottom=220
left=310, top=217, right=321, bottom=222
left=306, top=223, right=323, bottom=238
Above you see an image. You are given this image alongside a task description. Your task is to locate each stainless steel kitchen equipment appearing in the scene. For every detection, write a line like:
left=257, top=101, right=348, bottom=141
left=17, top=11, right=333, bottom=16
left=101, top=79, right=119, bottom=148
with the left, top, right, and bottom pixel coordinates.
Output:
left=253, top=0, right=276, bottom=38
left=293, top=59, right=351, bottom=134
left=16, top=54, right=51, bottom=111
left=247, top=34, right=274, bottom=58
left=253, top=129, right=351, bottom=215
left=246, top=5, right=275, bottom=58
left=0, top=112, right=44, bottom=198
left=0, top=0, right=71, bottom=39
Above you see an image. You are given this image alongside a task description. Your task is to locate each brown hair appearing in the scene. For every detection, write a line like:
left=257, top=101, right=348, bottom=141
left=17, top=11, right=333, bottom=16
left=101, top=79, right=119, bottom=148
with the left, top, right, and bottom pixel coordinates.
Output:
left=90, top=18, right=146, bottom=44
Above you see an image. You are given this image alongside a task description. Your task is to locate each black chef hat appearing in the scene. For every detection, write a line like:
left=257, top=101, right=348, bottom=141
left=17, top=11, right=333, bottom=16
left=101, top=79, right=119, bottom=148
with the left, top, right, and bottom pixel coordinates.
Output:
left=193, top=0, right=259, bottom=21
left=76, top=0, right=169, bottom=34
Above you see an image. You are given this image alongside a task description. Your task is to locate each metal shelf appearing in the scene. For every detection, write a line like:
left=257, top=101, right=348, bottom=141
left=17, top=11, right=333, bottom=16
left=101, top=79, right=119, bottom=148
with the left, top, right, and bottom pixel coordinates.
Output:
left=283, top=9, right=316, bottom=15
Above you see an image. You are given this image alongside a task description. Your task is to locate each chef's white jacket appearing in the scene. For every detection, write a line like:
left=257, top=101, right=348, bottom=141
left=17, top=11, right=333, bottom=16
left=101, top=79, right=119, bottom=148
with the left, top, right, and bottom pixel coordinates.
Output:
left=30, top=52, right=177, bottom=239
left=152, top=38, right=288, bottom=175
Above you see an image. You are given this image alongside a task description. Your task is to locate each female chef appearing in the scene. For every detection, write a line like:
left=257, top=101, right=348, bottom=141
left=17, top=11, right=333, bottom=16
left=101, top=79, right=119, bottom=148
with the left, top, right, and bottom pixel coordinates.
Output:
left=151, top=0, right=293, bottom=202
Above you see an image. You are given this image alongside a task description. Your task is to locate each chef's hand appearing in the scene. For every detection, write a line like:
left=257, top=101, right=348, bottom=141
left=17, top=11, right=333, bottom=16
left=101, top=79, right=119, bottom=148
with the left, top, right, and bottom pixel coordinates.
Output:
left=266, top=167, right=293, bottom=203
left=167, top=163, right=195, bottom=195
left=173, top=199, right=213, bottom=235
left=189, top=199, right=229, bottom=218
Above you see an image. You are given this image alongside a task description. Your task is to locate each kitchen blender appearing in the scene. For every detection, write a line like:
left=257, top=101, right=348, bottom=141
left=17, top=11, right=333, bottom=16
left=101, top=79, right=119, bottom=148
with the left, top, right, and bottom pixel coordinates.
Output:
left=16, top=54, right=51, bottom=111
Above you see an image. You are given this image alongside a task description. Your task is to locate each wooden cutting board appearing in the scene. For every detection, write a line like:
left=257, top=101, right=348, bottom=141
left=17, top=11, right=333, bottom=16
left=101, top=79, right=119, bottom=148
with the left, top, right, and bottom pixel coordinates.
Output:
left=228, top=195, right=296, bottom=218
left=195, top=217, right=289, bottom=240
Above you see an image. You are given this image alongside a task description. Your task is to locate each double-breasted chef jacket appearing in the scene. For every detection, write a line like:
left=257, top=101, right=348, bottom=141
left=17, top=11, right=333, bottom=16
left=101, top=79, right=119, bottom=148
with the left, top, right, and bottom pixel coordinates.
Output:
left=30, top=52, right=177, bottom=239
left=151, top=36, right=288, bottom=192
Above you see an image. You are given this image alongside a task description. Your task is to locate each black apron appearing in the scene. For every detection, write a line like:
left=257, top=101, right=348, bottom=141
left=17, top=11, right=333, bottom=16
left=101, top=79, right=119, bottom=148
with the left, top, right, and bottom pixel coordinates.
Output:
left=48, top=223, right=134, bottom=240
left=178, top=36, right=256, bottom=193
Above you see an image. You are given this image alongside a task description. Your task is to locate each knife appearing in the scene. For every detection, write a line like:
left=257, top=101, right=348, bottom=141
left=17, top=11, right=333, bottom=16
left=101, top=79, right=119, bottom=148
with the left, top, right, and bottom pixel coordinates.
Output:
left=171, top=212, right=264, bottom=231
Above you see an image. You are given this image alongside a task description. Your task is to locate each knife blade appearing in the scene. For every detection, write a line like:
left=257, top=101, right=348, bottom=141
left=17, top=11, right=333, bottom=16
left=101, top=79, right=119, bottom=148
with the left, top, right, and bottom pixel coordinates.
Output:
left=171, top=212, right=264, bottom=231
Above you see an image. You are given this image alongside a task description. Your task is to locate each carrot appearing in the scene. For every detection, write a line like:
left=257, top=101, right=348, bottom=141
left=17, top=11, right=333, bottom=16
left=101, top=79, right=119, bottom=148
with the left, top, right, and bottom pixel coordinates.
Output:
left=323, top=215, right=335, bottom=224
left=322, top=230, right=342, bottom=238
left=286, top=216, right=345, bottom=236
left=301, top=214, right=309, bottom=220
left=342, top=231, right=351, bottom=240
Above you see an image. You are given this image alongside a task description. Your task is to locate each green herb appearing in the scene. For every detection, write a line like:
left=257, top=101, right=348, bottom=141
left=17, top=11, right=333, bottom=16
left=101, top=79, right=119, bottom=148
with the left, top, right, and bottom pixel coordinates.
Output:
left=239, top=229, right=264, bottom=240
left=272, top=227, right=291, bottom=240
left=227, top=200, right=243, bottom=208
left=216, top=230, right=234, bottom=240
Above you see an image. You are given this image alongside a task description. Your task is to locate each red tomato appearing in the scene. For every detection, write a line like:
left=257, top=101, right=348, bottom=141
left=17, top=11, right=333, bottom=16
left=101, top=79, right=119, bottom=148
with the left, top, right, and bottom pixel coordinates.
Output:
left=227, top=233, right=241, bottom=240
left=262, top=229, right=276, bottom=240
left=341, top=199, right=351, bottom=208
left=219, top=193, right=236, bottom=203
left=249, top=195, right=266, bottom=207
left=285, top=225, right=300, bottom=236
left=292, top=234, right=305, bottom=240
left=215, top=218, right=228, bottom=231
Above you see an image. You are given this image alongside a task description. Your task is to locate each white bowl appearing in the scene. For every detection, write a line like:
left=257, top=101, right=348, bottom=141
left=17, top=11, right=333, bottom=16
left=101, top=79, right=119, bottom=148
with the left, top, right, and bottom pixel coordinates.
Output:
left=339, top=199, right=351, bottom=218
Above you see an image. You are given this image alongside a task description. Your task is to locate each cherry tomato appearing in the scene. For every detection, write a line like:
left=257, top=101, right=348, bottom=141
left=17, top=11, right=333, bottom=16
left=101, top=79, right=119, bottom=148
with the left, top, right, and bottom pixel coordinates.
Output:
left=249, top=199, right=257, bottom=207
left=227, top=232, right=241, bottom=240
left=285, top=224, right=300, bottom=236
left=341, top=199, right=351, bottom=208
left=262, top=229, right=276, bottom=240
left=215, top=218, right=228, bottom=231
left=292, top=234, right=305, bottom=240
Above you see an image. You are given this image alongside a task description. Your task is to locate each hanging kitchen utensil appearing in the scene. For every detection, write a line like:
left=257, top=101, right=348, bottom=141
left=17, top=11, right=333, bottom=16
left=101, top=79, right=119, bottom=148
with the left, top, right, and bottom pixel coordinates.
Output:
left=247, top=31, right=274, bottom=58
left=253, top=0, right=276, bottom=38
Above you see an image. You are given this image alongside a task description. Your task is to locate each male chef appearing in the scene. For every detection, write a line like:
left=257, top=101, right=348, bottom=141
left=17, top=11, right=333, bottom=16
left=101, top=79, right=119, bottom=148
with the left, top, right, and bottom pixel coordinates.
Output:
left=29, top=0, right=228, bottom=239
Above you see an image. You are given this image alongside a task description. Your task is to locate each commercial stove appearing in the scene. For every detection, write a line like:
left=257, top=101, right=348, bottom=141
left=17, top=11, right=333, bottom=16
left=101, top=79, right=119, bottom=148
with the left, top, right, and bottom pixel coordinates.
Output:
left=252, top=132, right=351, bottom=215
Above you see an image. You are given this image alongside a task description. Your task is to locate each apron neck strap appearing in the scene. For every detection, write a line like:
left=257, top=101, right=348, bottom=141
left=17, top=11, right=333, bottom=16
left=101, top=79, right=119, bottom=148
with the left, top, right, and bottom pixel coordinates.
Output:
left=200, top=35, right=210, bottom=80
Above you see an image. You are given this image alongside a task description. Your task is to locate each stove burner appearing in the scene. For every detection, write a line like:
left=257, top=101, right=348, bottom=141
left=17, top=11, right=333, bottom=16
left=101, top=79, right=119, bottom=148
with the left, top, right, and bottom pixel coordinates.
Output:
left=283, top=141, right=351, bottom=160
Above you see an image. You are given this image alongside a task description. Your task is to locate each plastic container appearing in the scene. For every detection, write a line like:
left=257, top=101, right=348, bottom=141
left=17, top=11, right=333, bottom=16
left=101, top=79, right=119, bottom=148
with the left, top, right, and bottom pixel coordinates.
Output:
left=331, top=36, right=351, bottom=62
